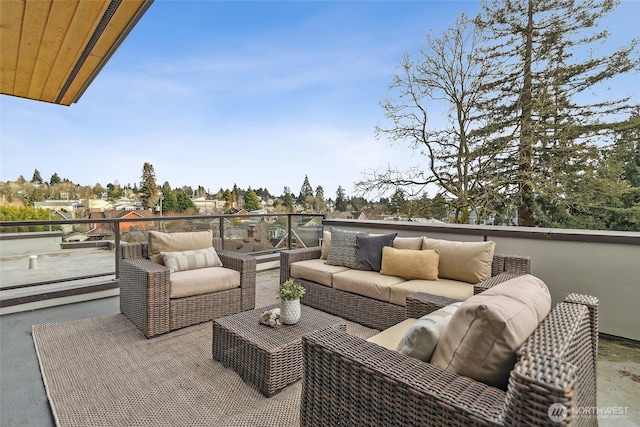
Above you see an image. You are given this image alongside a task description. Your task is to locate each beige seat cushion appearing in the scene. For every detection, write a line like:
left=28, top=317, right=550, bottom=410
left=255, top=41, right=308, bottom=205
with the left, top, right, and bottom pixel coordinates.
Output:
left=169, top=267, right=240, bottom=299
left=380, top=247, right=439, bottom=280
left=332, top=269, right=406, bottom=302
left=389, top=279, right=474, bottom=306
left=290, top=259, right=349, bottom=287
left=366, top=318, right=416, bottom=351
left=422, top=237, right=495, bottom=284
left=149, top=230, right=214, bottom=265
left=431, top=274, right=551, bottom=389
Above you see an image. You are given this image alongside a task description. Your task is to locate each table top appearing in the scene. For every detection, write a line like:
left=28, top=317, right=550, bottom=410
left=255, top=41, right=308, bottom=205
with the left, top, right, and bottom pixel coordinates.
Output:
left=213, top=303, right=345, bottom=350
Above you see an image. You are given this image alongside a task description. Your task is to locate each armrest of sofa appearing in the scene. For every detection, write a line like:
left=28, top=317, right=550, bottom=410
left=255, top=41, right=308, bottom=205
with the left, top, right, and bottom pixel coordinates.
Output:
left=119, top=257, right=171, bottom=337
left=491, top=254, right=531, bottom=277
left=120, top=242, right=149, bottom=259
left=218, top=250, right=256, bottom=311
left=503, top=294, right=599, bottom=425
left=474, top=272, right=524, bottom=295
left=279, top=246, right=322, bottom=283
left=301, top=328, right=507, bottom=427
left=405, top=292, right=461, bottom=319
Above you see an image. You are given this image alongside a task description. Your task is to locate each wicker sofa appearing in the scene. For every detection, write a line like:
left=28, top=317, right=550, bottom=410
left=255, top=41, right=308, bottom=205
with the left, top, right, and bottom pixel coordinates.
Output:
left=120, top=232, right=256, bottom=338
left=280, top=235, right=531, bottom=330
left=301, top=291, right=599, bottom=426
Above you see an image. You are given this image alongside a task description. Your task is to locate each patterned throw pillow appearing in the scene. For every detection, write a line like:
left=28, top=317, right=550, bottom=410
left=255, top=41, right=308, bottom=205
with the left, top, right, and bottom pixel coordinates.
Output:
left=325, top=227, right=367, bottom=269
left=161, top=247, right=223, bottom=273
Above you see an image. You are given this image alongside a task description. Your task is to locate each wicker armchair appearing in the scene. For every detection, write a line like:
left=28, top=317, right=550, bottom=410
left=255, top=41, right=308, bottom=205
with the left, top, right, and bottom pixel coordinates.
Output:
left=120, top=236, right=256, bottom=338
left=301, top=292, right=599, bottom=426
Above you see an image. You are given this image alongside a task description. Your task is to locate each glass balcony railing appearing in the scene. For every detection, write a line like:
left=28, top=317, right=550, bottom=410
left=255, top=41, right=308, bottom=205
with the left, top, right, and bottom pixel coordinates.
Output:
left=0, top=213, right=324, bottom=297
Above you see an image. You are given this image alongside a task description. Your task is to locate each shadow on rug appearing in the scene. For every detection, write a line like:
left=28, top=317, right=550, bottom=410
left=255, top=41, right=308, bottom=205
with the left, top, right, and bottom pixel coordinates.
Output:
left=32, top=314, right=377, bottom=427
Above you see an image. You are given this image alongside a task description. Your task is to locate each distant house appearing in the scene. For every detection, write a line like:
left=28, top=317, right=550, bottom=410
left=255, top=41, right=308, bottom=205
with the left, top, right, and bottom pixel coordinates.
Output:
left=87, top=209, right=156, bottom=240
left=224, top=225, right=276, bottom=254
left=63, top=232, right=89, bottom=243
left=113, top=200, right=144, bottom=210
left=191, top=197, right=226, bottom=214
left=273, top=226, right=322, bottom=249
left=34, top=200, right=81, bottom=213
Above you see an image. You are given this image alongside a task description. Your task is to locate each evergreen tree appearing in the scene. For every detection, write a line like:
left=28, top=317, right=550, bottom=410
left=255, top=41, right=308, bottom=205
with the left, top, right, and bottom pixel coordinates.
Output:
left=222, top=189, right=235, bottom=208
left=314, top=185, right=326, bottom=211
left=282, top=186, right=294, bottom=212
left=243, top=188, right=261, bottom=211
left=106, top=183, right=125, bottom=203
left=160, top=182, right=178, bottom=213
left=49, top=173, right=61, bottom=185
left=139, top=162, right=159, bottom=210
left=31, top=169, right=43, bottom=184
left=176, top=190, right=195, bottom=212
left=298, top=175, right=314, bottom=205
left=335, top=186, right=347, bottom=212
left=475, top=0, right=639, bottom=226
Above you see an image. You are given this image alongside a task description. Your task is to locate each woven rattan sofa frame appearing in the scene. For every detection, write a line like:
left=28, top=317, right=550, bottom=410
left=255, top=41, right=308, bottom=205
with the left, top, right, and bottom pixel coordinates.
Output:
left=301, top=292, right=599, bottom=427
left=280, top=246, right=532, bottom=330
left=120, top=237, right=256, bottom=338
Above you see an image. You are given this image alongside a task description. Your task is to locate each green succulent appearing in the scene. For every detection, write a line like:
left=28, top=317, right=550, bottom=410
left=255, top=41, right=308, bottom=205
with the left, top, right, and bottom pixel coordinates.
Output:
left=277, top=279, right=306, bottom=300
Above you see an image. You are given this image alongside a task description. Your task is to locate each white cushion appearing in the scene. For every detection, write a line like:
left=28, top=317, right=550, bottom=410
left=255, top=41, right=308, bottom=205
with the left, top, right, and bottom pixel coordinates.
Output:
left=397, top=302, right=462, bottom=361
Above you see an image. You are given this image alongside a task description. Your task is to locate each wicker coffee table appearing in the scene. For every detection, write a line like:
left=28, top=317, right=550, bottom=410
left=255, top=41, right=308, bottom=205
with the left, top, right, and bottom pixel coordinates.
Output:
left=212, top=303, right=346, bottom=397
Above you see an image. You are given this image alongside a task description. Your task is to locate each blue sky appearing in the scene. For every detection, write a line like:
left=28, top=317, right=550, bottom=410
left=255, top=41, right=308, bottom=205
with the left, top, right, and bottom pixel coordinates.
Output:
left=1, top=1, right=638, bottom=200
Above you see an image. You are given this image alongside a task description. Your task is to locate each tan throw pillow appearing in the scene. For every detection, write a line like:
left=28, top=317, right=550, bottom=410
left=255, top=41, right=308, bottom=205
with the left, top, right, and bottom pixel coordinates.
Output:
left=397, top=302, right=463, bottom=361
left=148, top=230, right=213, bottom=265
left=431, top=274, right=552, bottom=389
left=380, top=247, right=439, bottom=280
left=320, top=230, right=331, bottom=260
left=422, top=237, right=495, bottom=284
left=161, top=247, right=223, bottom=273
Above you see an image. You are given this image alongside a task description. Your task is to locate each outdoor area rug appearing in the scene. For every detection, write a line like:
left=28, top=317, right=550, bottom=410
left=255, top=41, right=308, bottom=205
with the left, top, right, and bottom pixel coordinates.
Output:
left=33, top=313, right=378, bottom=427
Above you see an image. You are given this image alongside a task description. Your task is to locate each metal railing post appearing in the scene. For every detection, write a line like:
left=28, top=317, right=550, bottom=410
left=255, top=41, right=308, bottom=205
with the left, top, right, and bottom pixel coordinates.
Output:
left=219, top=217, right=225, bottom=250
left=287, top=214, right=292, bottom=249
left=114, top=224, right=120, bottom=279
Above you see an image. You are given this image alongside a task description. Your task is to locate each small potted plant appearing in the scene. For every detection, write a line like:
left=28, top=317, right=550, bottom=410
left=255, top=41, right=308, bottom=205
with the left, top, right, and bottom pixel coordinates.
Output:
left=277, top=279, right=306, bottom=324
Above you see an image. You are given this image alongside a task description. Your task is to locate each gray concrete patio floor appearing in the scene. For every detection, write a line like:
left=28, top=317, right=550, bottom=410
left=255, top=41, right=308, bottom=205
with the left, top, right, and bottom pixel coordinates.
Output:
left=1, top=268, right=639, bottom=426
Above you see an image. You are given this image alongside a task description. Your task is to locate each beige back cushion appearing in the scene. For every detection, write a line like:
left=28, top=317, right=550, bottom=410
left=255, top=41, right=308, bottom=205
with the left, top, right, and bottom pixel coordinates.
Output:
left=431, top=274, right=551, bottom=389
left=393, top=236, right=423, bottom=250
left=422, top=237, right=495, bottom=283
left=320, top=230, right=331, bottom=260
left=148, top=230, right=213, bottom=265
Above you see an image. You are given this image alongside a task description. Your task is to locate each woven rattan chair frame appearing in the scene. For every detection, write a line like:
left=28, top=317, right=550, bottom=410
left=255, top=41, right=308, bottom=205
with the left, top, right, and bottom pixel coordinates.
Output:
left=280, top=246, right=531, bottom=330
left=301, top=292, right=599, bottom=427
left=120, top=236, right=256, bottom=338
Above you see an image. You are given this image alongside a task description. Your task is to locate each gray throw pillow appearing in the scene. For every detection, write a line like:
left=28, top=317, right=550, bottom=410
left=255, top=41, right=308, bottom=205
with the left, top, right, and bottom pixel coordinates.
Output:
left=325, top=227, right=367, bottom=269
left=355, top=233, right=397, bottom=272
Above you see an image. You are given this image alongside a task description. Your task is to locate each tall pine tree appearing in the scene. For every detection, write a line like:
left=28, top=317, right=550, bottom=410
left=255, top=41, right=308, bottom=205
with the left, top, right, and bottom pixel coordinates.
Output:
left=476, top=0, right=639, bottom=226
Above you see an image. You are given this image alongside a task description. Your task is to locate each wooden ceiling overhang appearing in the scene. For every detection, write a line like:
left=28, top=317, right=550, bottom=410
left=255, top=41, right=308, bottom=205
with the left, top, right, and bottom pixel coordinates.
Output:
left=0, top=0, right=153, bottom=106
